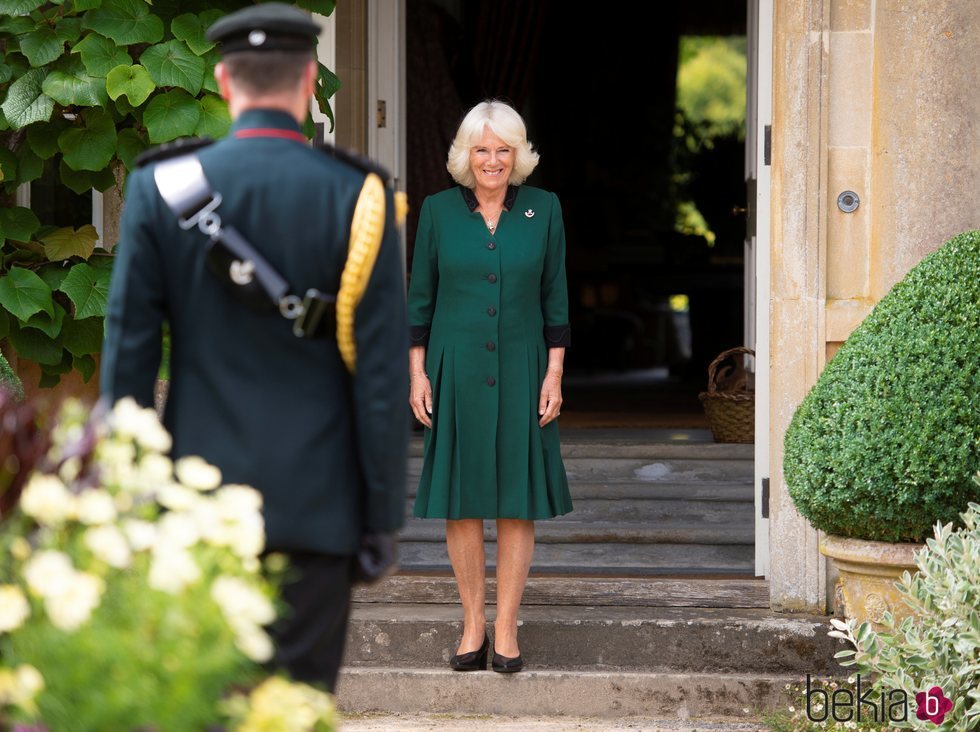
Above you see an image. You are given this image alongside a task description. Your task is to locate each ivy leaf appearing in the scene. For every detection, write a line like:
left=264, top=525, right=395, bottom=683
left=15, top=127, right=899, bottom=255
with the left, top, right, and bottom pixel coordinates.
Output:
left=41, top=224, right=99, bottom=261
left=58, top=158, right=115, bottom=194
left=72, top=0, right=103, bottom=10
left=143, top=89, right=201, bottom=143
left=72, top=32, right=131, bottom=77
left=42, top=55, right=108, bottom=107
left=139, top=40, right=204, bottom=95
left=0, top=268, right=54, bottom=320
left=60, top=262, right=110, bottom=318
left=115, top=127, right=147, bottom=171
left=201, top=47, right=220, bottom=94
left=24, top=300, right=66, bottom=339
left=58, top=107, right=117, bottom=171
left=38, top=263, right=71, bottom=292
left=19, top=19, right=82, bottom=68
left=0, top=148, right=16, bottom=184
left=82, top=0, right=164, bottom=46
left=73, top=353, right=96, bottom=381
left=295, top=0, right=336, bottom=14
left=15, top=144, right=43, bottom=184
left=8, top=321, right=62, bottom=366
left=0, top=68, right=54, bottom=129
left=106, top=63, right=155, bottom=106
left=195, top=94, right=230, bottom=139
left=27, top=116, right=71, bottom=160
left=0, top=207, right=41, bottom=242
left=170, top=12, right=219, bottom=56
left=0, top=0, right=47, bottom=15
left=62, top=316, right=103, bottom=357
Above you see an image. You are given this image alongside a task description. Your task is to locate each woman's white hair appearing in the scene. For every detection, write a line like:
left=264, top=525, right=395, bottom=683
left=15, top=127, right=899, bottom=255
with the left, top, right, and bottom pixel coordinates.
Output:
left=447, top=100, right=540, bottom=188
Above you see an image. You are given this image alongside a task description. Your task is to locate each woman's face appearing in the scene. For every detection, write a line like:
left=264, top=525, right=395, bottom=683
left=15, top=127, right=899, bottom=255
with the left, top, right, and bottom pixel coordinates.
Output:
left=469, top=129, right=513, bottom=194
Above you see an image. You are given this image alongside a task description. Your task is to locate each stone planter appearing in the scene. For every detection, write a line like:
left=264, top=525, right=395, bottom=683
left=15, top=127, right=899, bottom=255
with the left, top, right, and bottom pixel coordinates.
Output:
left=820, top=535, right=922, bottom=629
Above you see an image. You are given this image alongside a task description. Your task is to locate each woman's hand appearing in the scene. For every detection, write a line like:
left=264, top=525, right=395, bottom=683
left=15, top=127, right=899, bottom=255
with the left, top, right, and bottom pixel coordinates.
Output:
left=538, top=369, right=563, bottom=427
left=410, top=371, right=433, bottom=427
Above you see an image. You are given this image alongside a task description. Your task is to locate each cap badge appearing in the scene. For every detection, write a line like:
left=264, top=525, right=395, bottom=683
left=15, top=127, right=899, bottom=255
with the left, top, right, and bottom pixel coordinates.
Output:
left=524, top=209, right=535, bottom=218
left=248, top=30, right=267, bottom=47
left=230, top=259, right=256, bottom=285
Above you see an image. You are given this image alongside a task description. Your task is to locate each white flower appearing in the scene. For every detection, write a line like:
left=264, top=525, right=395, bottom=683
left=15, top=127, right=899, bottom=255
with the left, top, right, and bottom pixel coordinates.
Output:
left=123, top=519, right=157, bottom=552
left=211, top=575, right=276, bottom=627
left=148, top=546, right=201, bottom=594
left=20, top=474, right=76, bottom=526
left=44, top=571, right=104, bottom=632
left=10, top=537, right=31, bottom=561
left=229, top=514, right=265, bottom=559
left=0, top=585, right=31, bottom=632
left=85, top=525, right=132, bottom=569
left=110, top=398, right=172, bottom=453
left=139, top=453, right=173, bottom=485
left=76, top=490, right=117, bottom=525
left=14, top=664, right=44, bottom=699
left=59, top=457, right=82, bottom=483
left=157, top=512, right=201, bottom=549
left=235, top=626, right=274, bottom=663
left=174, top=456, right=222, bottom=491
left=215, top=485, right=263, bottom=517
left=23, top=551, right=75, bottom=598
left=158, top=484, right=200, bottom=512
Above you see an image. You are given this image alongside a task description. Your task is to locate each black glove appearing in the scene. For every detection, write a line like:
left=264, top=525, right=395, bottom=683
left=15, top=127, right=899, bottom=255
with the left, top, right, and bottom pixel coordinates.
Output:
left=354, top=532, right=398, bottom=585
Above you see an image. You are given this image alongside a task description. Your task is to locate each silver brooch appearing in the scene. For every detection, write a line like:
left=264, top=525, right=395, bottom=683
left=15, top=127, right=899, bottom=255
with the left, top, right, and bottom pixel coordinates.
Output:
left=525, top=209, right=535, bottom=218
left=248, top=30, right=267, bottom=47
left=230, top=259, right=255, bottom=286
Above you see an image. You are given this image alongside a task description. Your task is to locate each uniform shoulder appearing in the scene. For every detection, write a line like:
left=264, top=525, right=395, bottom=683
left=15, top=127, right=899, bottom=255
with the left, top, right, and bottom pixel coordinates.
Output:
left=316, top=143, right=391, bottom=185
left=135, top=137, right=214, bottom=168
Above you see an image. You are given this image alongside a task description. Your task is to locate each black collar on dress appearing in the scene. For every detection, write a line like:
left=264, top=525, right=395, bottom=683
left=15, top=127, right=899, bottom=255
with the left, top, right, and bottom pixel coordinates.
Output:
left=460, top=185, right=519, bottom=212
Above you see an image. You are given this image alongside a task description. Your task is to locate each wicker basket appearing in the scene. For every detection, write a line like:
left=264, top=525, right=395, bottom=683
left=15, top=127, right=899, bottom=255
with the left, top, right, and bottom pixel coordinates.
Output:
left=698, top=347, right=755, bottom=443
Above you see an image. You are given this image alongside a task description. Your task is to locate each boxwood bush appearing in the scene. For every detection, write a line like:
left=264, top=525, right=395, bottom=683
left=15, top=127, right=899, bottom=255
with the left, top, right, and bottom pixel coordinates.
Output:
left=785, top=230, right=980, bottom=542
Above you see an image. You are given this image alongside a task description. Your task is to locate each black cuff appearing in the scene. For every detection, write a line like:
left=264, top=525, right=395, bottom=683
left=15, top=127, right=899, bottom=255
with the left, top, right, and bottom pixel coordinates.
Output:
left=409, top=325, right=430, bottom=348
left=544, top=324, right=571, bottom=348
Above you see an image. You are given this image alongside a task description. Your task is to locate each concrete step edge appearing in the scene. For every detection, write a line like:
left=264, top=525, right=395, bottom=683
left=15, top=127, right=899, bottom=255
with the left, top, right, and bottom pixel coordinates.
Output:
left=397, top=521, right=755, bottom=545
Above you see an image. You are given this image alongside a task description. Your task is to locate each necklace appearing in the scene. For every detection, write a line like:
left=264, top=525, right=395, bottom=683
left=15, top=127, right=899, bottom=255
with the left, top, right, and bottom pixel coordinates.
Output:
left=484, top=216, right=497, bottom=234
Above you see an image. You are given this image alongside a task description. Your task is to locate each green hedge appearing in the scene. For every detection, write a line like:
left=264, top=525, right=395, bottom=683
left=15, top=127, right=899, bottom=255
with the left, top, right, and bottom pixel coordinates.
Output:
left=0, top=349, right=23, bottom=400
left=784, top=230, right=980, bottom=542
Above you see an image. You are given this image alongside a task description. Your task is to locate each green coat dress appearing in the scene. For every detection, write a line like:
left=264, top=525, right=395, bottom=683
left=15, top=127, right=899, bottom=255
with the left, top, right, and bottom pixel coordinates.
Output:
left=408, top=184, right=573, bottom=520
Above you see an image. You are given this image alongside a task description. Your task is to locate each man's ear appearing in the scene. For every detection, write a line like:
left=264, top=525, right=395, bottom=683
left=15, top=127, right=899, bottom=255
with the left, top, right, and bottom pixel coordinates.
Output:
left=215, top=61, right=232, bottom=101
left=303, top=58, right=317, bottom=96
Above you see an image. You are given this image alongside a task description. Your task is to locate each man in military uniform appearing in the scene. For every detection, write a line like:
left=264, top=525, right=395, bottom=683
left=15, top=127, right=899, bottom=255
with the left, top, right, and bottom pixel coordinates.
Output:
left=101, top=3, right=408, bottom=692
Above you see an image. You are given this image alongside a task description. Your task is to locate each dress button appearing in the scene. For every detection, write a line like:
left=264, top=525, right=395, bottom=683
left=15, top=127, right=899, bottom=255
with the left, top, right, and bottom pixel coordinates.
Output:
left=486, top=341, right=496, bottom=351
left=488, top=274, right=497, bottom=283
left=487, top=376, right=496, bottom=386
left=487, top=241, right=496, bottom=250
left=487, top=307, right=496, bottom=316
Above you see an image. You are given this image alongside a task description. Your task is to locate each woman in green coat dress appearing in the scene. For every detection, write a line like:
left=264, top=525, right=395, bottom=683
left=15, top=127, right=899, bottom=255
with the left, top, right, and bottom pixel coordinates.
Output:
left=408, top=100, right=573, bottom=673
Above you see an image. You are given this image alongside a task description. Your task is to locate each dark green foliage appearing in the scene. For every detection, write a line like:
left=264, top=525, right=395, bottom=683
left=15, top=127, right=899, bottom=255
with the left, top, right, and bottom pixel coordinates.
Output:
left=784, top=230, right=980, bottom=542
left=0, top=349, right=23, bottom=400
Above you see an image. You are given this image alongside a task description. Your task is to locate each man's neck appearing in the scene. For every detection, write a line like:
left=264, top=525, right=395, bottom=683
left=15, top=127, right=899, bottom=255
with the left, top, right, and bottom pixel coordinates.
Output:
left=230, top=97, right=306, bottom=125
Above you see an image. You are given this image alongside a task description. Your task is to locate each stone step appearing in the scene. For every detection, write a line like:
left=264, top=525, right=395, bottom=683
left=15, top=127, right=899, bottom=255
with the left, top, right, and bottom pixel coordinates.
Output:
left=403, top=480, right=755, bottom=502
left=344, top=603, right=839, bottom=675
left=336, top=667, right=792, bottom=721
left=354, top=575, right=770, bottom=608
left=338, top=711, right=768, bottom=731
left=404, top=498, right=754, bottom=523
left=397, top=540, right=754, bottom=575
left=397, top=519, right=754, bottom=545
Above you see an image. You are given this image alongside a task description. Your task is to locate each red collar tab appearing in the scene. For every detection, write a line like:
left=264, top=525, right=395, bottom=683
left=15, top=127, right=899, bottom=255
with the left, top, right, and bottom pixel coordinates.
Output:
left=234, top=128, right=308, bottom=143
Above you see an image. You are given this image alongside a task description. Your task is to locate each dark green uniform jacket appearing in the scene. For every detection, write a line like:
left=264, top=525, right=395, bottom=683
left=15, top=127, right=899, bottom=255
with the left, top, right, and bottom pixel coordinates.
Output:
left=408, top=185, right=572, bottom=520
left=101, top=109, right=408, bottom=555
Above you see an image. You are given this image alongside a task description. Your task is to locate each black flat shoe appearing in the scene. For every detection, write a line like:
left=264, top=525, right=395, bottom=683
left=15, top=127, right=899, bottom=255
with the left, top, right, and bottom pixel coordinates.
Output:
left=491, top=648, right=524, bottom=673
left=450, top=633, right=489, bottom=671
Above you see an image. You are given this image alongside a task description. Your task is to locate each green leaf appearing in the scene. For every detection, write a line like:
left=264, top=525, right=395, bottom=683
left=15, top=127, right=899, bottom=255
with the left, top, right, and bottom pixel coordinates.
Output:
left=24, top=300, right=66, bottom=339
left=170, top=12, right=218, bottom=56
left=314, top=63, right=339, bottom=131
left=72, top=32, right=131, bottom=77
left=41, top=224, right=99, bottom=261
left=0, top=207, right=41, bottom=242
left=73, top=353, right=96, bottom=381
left=143, top=88, right=200, bottom=143
left=201, top=47, right=219, bottom=94
left=60, top=261, right=110, bottom=318
left=38, top=263, right=71, bottom=291
left=27, top=116, right=71, bottom=159
left=58, top=158, right=115, bottom=194
left=0, top=268, right=54, bottom=320
left=295, top=0, right=336, bottom=15
left=0, top=148, right=16, bottom=184
left=58, top=107, right=117, bottom=171
left=139, top=40, right=204, bottom=95
left=115, top=126, right=147, bottom=171
left=19, top=19, right=82, bottom=68
left=106, top=63, right=155, bottom=106
left=72, top=0, right=103, bottom=10
left=62, top=315, right=102, bottom=356
left=194, top=94, right=230, bottom=139
left=82, top=0, right=164, bottom=46
left=0, top=64, right=12, bottom=84
left=0, top=309, right=9, bottom=341
left=41, top=55, right=108, bottom=107
left=0, top=0, right=46, bottom=15
left=8, top=321, right=62, bottom=366
left=15, top=144, right=44, bottom=184
left=0, top=68, right=54, bottom=129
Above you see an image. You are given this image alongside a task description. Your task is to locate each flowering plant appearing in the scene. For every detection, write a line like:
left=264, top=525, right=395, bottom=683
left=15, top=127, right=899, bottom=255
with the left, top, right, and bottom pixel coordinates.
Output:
left=0, top=394, right=336, bottom=731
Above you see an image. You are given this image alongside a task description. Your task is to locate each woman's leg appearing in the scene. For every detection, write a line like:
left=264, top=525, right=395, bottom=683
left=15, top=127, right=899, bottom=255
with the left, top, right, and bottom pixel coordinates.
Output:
left=494, top=518, right=535, bottom=657
left=446, top=518, right=487, bottom=653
